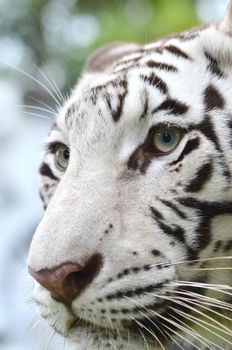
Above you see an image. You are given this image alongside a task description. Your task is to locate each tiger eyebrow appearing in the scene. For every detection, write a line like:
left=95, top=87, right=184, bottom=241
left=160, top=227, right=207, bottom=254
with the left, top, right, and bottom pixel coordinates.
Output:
left=44, top=141, right=63, bottom=153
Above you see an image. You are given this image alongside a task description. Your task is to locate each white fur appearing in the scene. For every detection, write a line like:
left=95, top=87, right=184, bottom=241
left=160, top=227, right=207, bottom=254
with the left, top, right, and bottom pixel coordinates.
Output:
left=28, top=6, right=232, bottom=350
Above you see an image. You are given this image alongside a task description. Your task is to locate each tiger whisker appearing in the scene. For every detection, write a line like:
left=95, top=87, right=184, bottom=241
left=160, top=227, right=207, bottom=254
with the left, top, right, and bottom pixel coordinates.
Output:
left=170, top=306, right=232, bottom=347
left=126, top=294, right=204, bottom=349
left=38, top=64, right=65, bottom=105
left=112, top=319, right=123, bottom=348
left=167, top=296, right=232, bottom=336
left=27, top=95, right=57, bottom=113
left=168, top=289, right=232, bottom=313
left=138, top=328, right=151, bottom=350
left=170, top=281, right=232, bottom=296
left=133, top=317, right=166, bottom=350
left=166, top=286, right=232, bottom=304
left=150, top=308, right=204, bottom=350
left=22, top=111, right=52, bottom=121
left=145, top=291, right=231, bottom=345
left=171, top=295, right=232, bottom=332
left=17, top=104, right=56, bottom=116
left=150, top=255, right=232, bottom=270
left=161, top=326, right=185, bottom=350
left=169, top=310, right=219, bottom=350
left=125, top=296, right=166, bottom=349
left=2, top=60, right=62, bottom=107
left=183, top=267, right=232, bottom=271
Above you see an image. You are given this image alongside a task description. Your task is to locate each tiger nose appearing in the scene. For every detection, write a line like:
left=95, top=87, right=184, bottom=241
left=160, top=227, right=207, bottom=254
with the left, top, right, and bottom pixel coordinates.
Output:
left=28, top=254, right=103, bottom=305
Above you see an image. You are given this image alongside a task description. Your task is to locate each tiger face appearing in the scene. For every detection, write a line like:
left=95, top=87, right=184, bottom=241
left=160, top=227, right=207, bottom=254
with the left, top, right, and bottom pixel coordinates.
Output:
left=28, top=4, right=232, bottom=350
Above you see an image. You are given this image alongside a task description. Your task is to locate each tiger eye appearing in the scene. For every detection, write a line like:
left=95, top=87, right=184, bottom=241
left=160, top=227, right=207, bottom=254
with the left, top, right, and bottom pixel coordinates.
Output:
left=55, top=144, right=70, bottom=170
left=153, top=127, right=181, bottom=154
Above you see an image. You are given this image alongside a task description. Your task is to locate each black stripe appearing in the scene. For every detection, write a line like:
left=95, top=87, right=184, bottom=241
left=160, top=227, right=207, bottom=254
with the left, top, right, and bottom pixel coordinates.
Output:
left=185, top=161, right=213, bottom=192
left=112, top=79, right=128, bottom=122
left=150, top=206, right=186, bottom=243
left=39, top=190, right=47, bottom=210
left=192, top=116, right=231, bottom=180
left=140, top=90, right=149, bottom=119
left=169, top=137, right=200, bottom=166
left=159, top=199, right=187, bottom=219
left=150, top=206, right=164, bottom=220
left=153, top=98, right=189, bottom=116
left=146, top=60, right=178, bottom=72
left=65, top=103, right=76, bottom=121
left=104, top=280, right=168, bottom=301
left=140, top=73, right=168, bottom=94
left=204, top=51, right=223, bottom=78
left=157, top=222, right=186, bottom=244
left=179, top=197, right=232, bottom=214
left=203, top=84, right=225, bottom=111
left=196, top=116, right=220, bottom=151
left=178, top=197, right=232, bottom=250
left=227, top=118, right=232, bottom=147
left=105, top=92, right=112, bottom=111
left=39, top=163, right=58, bottom=180
left=165, top=45, right=190, bottom=60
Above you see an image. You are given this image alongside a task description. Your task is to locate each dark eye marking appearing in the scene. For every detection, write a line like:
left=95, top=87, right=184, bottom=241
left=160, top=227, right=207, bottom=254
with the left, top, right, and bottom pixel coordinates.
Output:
left=39, top=162, right=58, bottom=181
left=127, top=125, right=184, bottom=174
left=45, top=141, right=63, bottom=154
left=169, top=137, right=200, bottom=166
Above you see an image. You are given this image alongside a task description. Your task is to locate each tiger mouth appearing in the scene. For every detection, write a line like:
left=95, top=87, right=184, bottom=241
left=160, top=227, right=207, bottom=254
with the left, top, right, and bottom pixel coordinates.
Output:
left=63, top=313, right=170, bottom=348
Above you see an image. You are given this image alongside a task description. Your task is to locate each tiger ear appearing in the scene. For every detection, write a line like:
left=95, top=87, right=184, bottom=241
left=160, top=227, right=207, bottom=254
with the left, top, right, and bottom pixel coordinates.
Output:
left=83, top=42, right=141, bottom=73
left=219, top=0, right=232, bottom=35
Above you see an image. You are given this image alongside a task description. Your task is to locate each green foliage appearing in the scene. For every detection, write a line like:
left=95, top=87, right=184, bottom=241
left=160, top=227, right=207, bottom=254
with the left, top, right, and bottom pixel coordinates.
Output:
left=0, top=0, right=199, bottom=97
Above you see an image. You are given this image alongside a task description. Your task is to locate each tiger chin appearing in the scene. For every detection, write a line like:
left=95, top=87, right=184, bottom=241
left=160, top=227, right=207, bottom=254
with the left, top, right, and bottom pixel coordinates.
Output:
left=28, top=3, right=232, bottom=350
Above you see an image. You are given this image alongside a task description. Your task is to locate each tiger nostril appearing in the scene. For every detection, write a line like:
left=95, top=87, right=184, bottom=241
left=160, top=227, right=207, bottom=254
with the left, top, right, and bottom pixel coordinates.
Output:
left=28, top=254, right=103, bottom=305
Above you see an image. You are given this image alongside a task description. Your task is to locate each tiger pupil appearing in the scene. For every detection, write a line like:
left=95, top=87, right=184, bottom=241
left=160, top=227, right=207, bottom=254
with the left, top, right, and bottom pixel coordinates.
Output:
left=63, top=149, right=70, bottom=160
left=162, top=132, right=172, bottom=143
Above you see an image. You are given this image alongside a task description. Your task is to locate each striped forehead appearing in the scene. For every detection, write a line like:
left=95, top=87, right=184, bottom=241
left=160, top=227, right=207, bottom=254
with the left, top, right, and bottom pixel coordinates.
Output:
left=62, top=28, right=226, bottom=134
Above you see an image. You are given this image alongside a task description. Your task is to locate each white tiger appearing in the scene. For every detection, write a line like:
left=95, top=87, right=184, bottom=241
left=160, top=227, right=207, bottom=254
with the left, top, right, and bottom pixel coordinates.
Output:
left=28, top=2, right=232, bottom=350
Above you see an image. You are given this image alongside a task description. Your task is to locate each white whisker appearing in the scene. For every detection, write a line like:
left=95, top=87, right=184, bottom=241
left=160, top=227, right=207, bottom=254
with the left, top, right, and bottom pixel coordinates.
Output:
left=17, top=104, right=55, bottom=116
left=27, top=95, right=56, bottom=113
left=168, top=289, right=232, bottom=311
left=171, top=306, right=232, bottom=347
left=22, top=111, right=52, bottom=121
left=36, top=64, right=65, bottom=105
left=2, top=60, right=62, bottom=107
left=150, top=255, right=232, bottom=270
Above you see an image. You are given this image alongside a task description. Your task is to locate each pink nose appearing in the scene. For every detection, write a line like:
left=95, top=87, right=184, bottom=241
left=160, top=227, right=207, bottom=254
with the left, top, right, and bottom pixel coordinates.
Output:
left=28, top=254, right=102, bottom=305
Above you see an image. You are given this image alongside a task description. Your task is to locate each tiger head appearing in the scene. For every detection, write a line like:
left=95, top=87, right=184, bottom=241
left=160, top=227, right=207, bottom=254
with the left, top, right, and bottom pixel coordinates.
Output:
left=28, top=3, right=232, bottom=349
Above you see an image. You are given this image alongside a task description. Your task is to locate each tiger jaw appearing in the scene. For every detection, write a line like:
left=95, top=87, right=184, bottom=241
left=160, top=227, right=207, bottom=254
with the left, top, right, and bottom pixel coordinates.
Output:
left=35, top=292, right=169, bottom=350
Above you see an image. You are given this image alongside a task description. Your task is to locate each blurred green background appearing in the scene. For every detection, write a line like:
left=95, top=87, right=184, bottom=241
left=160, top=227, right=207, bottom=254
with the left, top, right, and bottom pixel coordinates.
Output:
left=0, top=0, right=228, bottom=104
left=0, top=0, right=229, bottom=349
left=0, top=0, right=203, bottom=104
